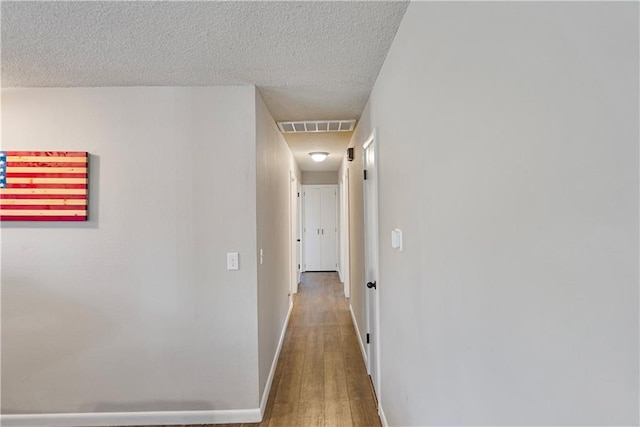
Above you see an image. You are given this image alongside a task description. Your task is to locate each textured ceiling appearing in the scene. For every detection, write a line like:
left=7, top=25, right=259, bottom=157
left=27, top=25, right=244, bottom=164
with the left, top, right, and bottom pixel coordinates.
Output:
left=1, top=1, right=408, bottom=171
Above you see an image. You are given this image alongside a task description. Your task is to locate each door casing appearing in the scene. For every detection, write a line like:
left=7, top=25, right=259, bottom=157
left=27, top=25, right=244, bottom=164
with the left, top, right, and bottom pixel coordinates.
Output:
left=290, top=172, right=300, bottom=295
left=363, top=129, right=381, bottom=399
left=340, top=169, right=351, bottom=298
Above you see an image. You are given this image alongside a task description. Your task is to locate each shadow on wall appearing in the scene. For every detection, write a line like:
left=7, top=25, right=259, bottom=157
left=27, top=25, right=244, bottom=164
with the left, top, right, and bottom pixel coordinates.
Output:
left=1, top=277, right=115, bottom=413
left=0, top=154, right=100, bottom=229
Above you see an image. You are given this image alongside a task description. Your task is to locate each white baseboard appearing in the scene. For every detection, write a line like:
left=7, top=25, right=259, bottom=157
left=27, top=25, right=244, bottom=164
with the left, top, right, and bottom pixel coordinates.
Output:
left=259, top=300, right=294, bottom=416
left=349, top=304, right=367, bottom=365
left=1, top=408, right=261, bottom=427
left=379, top=403, right=389, bottom=427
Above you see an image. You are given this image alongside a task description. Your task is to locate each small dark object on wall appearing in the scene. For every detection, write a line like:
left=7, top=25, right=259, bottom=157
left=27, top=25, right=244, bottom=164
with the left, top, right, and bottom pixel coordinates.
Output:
left=347, top=147, right=354, bottom=162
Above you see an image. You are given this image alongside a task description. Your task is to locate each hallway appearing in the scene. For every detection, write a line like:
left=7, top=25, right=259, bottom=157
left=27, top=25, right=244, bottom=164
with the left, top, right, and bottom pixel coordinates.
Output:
left=250, top=271, right=381, bottom=426
left=260, top=272, right=381, bottom=426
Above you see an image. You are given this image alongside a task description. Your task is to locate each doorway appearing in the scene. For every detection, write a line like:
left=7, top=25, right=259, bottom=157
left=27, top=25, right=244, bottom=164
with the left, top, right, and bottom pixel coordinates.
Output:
left=340, top=168, right=351, bottom=298
left=363, top=130, right=381, bottom=397
left=302, top=185, right=338, bottom=272
left=290, top=172, right=301, bottom=296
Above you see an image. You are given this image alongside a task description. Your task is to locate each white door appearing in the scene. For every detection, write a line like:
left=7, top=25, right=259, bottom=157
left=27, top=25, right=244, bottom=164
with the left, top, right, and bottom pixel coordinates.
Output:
left=303, top=185, right=338, bottom=272
left=320, top=187, right=337, bottom=270
left=303, top=187, right=322, bottom=271
left=363, top=130, right=381, bottom=397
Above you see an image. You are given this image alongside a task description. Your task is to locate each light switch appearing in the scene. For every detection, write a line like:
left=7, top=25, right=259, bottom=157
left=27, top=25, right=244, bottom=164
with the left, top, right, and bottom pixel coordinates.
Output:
left=391, top=229, right=403, bottom=251
left=227, top=252, right=239, bottom=270
left=260, top=249, right=264, bottom=265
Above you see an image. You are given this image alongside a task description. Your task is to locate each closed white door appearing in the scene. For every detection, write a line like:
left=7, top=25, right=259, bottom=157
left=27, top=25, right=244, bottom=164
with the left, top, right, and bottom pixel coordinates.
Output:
left=303, top=187, right=322, bottom=271
left=320, top=187, right=337, bottom=270
left=303, top=185, right=338, bottom=272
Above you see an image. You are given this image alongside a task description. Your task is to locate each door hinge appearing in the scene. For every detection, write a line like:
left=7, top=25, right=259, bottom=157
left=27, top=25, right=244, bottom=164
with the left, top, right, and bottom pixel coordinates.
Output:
left=364, top=170, right=368, bottom=180
left=297, top=192, right=300, bottom=197
left=298, top=264, right=300, bottom=269
left=366, top=333, right=370, bottom=344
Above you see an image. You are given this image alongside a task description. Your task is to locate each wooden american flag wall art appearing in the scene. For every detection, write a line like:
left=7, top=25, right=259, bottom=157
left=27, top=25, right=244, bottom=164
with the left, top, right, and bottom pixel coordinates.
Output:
left=0, top=151, right=89, bottom=221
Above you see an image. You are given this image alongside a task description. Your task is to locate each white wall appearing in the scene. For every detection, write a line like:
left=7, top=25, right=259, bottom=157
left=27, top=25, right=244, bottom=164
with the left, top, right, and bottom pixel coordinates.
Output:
left=350, top=2, right=639, bottom=425
left=301, top=170, right=338, bottom=185
left=340, top=138, right=366, bottom=355
left=255, top=90, right=301, bottom=403
left=1, top=87, right=261, bottom=414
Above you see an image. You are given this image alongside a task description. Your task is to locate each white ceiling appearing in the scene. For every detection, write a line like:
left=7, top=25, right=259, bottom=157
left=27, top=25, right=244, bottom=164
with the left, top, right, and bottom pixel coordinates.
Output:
left=285, top=131, right=353, bottom=172
left=1, top=1, right=408, bottom=171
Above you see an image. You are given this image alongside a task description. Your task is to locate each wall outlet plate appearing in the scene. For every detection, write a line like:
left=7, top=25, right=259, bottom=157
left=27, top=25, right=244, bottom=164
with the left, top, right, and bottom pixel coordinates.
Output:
left=227, top=252, right=239, bottom=270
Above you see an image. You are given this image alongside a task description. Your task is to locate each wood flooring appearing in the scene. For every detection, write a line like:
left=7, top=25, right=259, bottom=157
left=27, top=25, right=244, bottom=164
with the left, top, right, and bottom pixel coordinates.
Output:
left=261, top=272, right=381, bottom=427
left=120, top=272, right=380, bottom=427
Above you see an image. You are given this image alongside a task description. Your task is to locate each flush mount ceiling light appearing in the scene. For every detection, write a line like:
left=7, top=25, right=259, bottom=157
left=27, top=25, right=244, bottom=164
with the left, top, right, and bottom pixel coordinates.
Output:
left=309, top=152, right=329, bottom=162
left=277, top=120, right=356, bottom=133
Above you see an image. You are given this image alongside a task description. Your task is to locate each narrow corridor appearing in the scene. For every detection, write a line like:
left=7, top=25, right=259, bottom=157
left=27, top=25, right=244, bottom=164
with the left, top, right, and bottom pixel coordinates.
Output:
left=261, top=272, right=381, bottom=426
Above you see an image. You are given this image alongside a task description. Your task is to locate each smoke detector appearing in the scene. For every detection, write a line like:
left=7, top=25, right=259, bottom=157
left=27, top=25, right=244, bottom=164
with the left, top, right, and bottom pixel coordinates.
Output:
left=277, top=120, right=356, bottom=133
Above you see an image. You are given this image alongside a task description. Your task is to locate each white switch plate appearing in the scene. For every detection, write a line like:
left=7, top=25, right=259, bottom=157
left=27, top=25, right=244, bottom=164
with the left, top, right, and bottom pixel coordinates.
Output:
left=227, top=252, right=239, bottom=270
left=260, top=249, right=264, bottom=265
left=391, top=229, right=403, bottom=251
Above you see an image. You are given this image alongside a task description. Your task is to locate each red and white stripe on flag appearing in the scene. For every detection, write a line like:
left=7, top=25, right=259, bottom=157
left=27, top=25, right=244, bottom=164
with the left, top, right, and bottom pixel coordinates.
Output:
left=0, top=151, right=88, bottom=221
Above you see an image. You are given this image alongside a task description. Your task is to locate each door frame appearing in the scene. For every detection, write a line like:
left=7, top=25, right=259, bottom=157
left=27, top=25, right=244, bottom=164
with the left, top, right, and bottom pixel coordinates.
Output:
left=363, top=129, right=381, bottom=397
left=296, top=179, right=302, bottom=284
left=340, top=168, right=351, bottom=298
left=290, top=171, right=300, bottom=295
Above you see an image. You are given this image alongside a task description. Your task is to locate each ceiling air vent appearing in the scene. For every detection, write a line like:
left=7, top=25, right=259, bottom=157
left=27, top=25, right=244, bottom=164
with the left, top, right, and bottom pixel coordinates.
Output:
left=277, top=120, right=356, bottom=134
